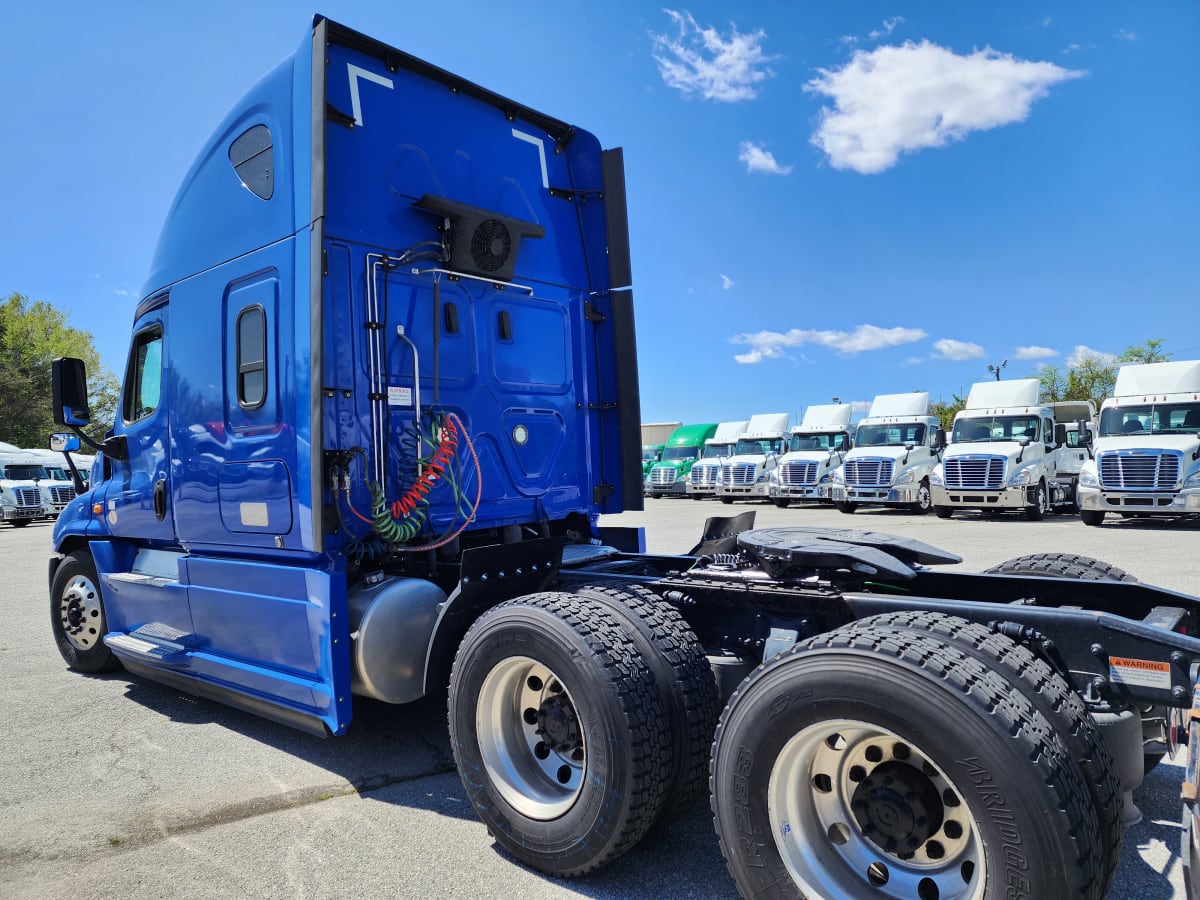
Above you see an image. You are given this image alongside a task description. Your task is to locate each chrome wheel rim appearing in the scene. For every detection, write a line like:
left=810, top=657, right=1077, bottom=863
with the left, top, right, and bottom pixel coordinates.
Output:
left=476, top=656, right=586, bottom=819
left=768, top=719, right=985, bottom=900
left=59, top=573, right=104, bottom=652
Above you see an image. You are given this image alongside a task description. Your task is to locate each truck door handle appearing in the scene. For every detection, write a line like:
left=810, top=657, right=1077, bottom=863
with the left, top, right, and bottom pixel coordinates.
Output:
left=153, top=479, right=167, bottom=520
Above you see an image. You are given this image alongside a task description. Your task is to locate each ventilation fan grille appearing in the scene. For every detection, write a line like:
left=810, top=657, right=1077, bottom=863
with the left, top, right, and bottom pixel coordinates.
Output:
left=468, top=219, right=512, bottom=273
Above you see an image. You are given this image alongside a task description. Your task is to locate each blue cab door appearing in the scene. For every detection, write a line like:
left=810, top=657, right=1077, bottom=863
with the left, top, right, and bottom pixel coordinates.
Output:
left=107, top=301, right=176, bottom=546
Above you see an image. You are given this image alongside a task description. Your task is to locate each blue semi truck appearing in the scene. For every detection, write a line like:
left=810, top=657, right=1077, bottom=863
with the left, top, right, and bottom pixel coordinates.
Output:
left=48, top=15, right=1200, bottom=898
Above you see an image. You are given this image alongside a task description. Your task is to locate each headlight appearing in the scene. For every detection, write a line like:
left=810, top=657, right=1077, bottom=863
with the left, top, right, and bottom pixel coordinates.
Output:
left=766, top=470, right=779, bottom=484
left=930, top=465, right=944, bottom=487
left=895, top=468, right=916, bottom=485
left=819, top=472, right=832, bottom=484
left=1184, top=470, right=1200, bottom=489
left=1007, top=468, right=1031, bottom=487
left=831, top=468, right=844, bottom=484
left=1079, top=466, right=1098, bottom=488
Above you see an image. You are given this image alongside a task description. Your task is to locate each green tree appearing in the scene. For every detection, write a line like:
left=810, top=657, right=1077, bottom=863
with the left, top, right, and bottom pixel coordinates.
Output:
left=1036, top=339, right=1171, bottom=409
left=930, top=393, right=966, bottom=431
left=1118, top=338, right=1171, bottom=364
left=0, top=293, right=119, bottom=446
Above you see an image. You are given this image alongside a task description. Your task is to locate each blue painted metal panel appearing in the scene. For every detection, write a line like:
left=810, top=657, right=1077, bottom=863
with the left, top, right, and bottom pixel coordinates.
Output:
left=318, top=36, right=620, bottom=542
left=182, top=557, right=349, bottom=733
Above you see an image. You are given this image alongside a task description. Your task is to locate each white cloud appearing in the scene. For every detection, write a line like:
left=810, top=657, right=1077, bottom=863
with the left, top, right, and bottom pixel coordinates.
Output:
left=738, top=141, right=793, bottom=175
left=932, top=338, right=985, bottom=360
left=732, top=323, right=927, bottom=364
left=1063, top=43, right=1083, bottom=54
left=1014, top=345, right=1057, bottom=360
left=903, top=356, right=924, bottom=366
left=1067, top=344, right=1117, bottom=367
left=113, top=288, right=130, bottom=297
left=868, top=17, right=904, bottom=40
left=720, top=274, right=734, bottom=289
left=805, top=40, right=1086, bottom=174
left=651, top=10, right=775, bottom=102
left=1115, top=29, right=1137, bottom=42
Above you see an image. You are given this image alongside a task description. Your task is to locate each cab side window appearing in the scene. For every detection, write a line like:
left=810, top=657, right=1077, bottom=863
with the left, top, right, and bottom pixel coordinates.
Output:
left=237, top=305, right=267, bottom=409
left=123, top=327, right=163, bottom=423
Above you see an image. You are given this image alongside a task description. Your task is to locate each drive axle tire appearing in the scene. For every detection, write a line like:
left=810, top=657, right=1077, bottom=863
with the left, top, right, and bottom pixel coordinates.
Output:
left=711, top=626, right=1102, bottom=900
left=984, top=552, right=1137, bottom=584
left=448, top=591, right=670, bottom=876
left=845, top=611, right=1123, bottom=896
left=984, top=554, right=1162, bottom=776
left=571, top=582, right=720, bottom=814
left=50, top=550, right=121, bottom=673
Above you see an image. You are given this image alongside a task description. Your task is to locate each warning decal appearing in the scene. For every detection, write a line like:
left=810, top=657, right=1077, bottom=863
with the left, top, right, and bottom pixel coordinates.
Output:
left=1109, top=656, right=1172, bottom=691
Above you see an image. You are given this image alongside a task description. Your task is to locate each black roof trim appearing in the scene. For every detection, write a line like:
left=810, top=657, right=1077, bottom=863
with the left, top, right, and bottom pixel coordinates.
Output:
left=315, top=15, right=577, bottom=144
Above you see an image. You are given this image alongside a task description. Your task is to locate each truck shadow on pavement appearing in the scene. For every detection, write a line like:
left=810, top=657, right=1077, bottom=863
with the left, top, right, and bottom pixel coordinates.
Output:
left=112, top=671, right=741, bottom=897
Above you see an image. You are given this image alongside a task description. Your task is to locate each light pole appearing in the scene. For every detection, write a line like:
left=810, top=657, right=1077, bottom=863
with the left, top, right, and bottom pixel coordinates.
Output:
left=987, top=360, right=1008, bottom=381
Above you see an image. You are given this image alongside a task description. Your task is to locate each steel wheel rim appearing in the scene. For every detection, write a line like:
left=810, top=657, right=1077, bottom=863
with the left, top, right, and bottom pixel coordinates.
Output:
left=476, top=656, right=586, bottom=820
left=768, top=719, right=985, bottom=900
left=59, top=573, right=104, bottom=652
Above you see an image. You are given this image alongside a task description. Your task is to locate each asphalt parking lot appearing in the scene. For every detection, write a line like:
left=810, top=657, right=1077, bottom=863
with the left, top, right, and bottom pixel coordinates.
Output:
left=3, top=503, right=1195, bottom=898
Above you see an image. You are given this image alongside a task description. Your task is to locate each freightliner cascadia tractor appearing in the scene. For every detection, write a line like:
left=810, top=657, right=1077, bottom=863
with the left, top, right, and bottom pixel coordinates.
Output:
left=47, top=15, right=1200, bottom=899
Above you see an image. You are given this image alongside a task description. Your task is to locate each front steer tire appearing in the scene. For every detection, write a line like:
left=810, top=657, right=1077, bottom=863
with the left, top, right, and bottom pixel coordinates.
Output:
left=448, top=591, right=670, bottom=877
left=50, top=550, right=121, bottom=674
left=711, top=625, right=1102, bottom=900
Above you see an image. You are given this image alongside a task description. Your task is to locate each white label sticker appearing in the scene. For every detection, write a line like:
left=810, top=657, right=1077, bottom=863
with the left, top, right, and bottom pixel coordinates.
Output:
left=1109, top=656, right=1172, bottom=691
left=240, top=502, right=269, bottom=528
left=388, top=386, right=412, bottom=407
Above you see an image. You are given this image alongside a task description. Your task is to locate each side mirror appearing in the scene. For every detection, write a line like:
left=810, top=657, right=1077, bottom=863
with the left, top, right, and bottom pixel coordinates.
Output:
left=52, top=358, right=91, bottom=426
left=933, top=428, right=947, bottom=450
left=1053, top=423, right=1067, bottom=447
left=1076, top=420, right=1093, bottom=446
left=50, top=433, right=81, bottom=453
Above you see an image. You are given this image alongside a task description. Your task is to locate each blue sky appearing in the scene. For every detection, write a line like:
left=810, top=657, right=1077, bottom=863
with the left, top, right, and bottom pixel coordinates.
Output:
left=3, top=2, right=1196, bottom=425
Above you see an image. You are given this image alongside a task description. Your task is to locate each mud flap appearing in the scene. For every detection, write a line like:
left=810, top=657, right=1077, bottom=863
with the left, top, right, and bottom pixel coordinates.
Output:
left=1183, top=684, right=1200, bottom=898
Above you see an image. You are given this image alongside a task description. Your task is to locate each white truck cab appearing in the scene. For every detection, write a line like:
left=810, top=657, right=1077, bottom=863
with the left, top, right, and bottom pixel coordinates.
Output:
left=716, top=413, right=790, bottom=503
left=0, top=452, right=48, bottom=526
left=930, top=379, right=1080, bottom=520
left=687, top=420, right=748, bottom=499
left=24, top=448, right=81, bottom=516
left=830, top=392, right=939, bottom=514
left=1077, top=359, right=1200, bottom=526
left=768, top=404, right=855, bottom=507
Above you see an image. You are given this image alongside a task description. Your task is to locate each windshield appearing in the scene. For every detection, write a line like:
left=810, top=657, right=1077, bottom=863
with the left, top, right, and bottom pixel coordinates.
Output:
left=952, top=415, right=1039, bottom=444
left=788, top=432, right=849, bottom=453
left=642, top=447, right=661, bottom=462
left=855, top=423, right=926, bottom=448
left=702, top=443, right=733, bottom=458
left=45, top=466, right=69, bottom=480
left=661, top=445, right=698, bottom=462
left=1099, top=402, right=1200, bottom=437
left=3, top=464, right=48, bottom=480
left=733, top=437, right=784, bottom=456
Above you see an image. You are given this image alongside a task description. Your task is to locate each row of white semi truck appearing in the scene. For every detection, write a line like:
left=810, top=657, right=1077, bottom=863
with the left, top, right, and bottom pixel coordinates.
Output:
left=647, top=359, right=1200, bottom=525
left=0, top=441, right=95, bottom=527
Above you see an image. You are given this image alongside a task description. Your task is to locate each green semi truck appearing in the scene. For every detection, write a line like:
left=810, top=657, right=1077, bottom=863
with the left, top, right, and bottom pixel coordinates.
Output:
left=645, top=423, right=718, bottom=497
